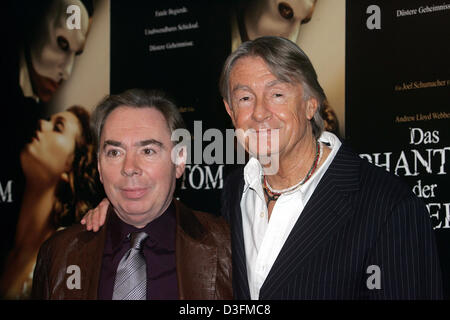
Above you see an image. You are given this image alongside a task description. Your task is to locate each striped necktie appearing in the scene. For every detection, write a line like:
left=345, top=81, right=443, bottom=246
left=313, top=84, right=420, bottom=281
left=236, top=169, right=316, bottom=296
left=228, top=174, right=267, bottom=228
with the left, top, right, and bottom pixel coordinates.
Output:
left=112, top=232, right=149, bottom=300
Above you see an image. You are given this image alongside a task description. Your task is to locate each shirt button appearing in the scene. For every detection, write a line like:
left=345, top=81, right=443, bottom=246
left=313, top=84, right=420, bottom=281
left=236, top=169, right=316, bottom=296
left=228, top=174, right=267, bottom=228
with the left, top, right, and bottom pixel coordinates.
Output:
left=260, top=212, right=265, bottom=218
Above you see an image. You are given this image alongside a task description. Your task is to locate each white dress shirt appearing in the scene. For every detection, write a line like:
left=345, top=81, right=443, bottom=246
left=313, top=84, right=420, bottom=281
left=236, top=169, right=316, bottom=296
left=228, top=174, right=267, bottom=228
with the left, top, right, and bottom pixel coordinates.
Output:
left=241, top=132, right=342, bottom=299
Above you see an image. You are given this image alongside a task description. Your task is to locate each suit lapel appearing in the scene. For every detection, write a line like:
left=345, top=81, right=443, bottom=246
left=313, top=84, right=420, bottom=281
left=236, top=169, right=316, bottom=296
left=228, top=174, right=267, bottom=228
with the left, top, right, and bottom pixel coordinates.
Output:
left=259, top=144, right=361, bottom=298
left=58, top=223, right=108, bottom=299
left=230, top=172, right=251, bottom=299
left=175, top=201, right=218, bottom=299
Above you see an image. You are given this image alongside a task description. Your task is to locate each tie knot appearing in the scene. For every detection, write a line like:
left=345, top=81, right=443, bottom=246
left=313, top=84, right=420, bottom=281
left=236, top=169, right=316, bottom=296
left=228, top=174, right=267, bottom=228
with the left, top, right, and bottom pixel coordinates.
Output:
left=130, top=232, right=148, bottom=250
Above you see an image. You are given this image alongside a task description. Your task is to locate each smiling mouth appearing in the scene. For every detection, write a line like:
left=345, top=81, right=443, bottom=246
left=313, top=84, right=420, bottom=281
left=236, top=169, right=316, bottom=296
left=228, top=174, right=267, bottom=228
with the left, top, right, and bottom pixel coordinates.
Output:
left=253, top=128, right=280, bottom=135
left=120, top=188, right=149, bottom=199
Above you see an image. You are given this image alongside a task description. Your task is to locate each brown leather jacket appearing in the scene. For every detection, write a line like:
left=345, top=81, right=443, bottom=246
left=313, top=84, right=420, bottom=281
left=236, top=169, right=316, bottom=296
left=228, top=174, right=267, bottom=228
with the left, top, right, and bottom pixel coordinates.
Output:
left=31, top=200, right=232, bottom=299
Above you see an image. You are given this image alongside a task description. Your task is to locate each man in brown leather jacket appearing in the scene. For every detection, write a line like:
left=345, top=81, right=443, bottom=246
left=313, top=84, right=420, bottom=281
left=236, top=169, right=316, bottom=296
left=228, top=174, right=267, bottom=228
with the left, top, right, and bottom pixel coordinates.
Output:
left=31, top=89, right=232, bottom=300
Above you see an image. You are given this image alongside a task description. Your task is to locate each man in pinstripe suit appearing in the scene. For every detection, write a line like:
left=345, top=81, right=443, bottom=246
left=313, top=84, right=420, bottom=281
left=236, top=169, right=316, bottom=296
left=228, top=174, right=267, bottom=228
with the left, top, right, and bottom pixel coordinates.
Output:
left=219, top=36, right=443, bottom=300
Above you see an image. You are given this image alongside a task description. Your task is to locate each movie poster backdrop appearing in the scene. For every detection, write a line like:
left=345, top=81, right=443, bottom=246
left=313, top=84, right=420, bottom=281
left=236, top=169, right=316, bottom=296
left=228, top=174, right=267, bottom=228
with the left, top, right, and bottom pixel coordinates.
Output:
left=0, top=0, right=448, bottom=299
left=346, top=0, right=450, bottom=298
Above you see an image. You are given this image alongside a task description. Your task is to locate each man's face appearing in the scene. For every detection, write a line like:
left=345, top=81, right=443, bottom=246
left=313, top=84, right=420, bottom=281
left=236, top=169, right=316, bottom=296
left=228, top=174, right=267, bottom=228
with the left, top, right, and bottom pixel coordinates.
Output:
left=29, top=0, right=90, bottom=102
left=224, top=56, right=317, bottom=160
left=98, top=107, right=184, bottom=228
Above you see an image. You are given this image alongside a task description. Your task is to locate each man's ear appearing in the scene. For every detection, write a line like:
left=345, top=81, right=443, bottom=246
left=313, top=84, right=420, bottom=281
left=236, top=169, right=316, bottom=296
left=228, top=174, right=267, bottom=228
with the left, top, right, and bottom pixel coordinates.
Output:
left=224, top=99, right=237, bottom=127
left=97, top=159, right=103, bottom=183
left=174, top=145, right=186, bottom=179
left=306, top=97, right=319, bottom=120
left=224, top=99, right=233, bottom=118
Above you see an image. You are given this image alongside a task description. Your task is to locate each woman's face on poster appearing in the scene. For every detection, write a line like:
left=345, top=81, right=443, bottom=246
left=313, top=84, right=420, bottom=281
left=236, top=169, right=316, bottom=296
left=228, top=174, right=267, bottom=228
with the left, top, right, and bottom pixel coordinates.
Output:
left=29, top=0, right=90, bottom=101
left=22, top=111, right=81, bottom=181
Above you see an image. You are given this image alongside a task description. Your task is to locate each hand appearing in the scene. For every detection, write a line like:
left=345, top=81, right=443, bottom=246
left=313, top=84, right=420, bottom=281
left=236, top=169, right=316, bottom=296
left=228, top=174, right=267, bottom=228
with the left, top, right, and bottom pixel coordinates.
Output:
left=80, top=198, right=110, bottom=232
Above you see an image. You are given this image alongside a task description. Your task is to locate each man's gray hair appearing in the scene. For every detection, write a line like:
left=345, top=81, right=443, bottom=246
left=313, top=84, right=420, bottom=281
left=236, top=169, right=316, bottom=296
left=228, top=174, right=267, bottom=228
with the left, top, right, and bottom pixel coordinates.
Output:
left=219, top=36, right=326, bottom=139
left=91, top=88, right=185, bottom=152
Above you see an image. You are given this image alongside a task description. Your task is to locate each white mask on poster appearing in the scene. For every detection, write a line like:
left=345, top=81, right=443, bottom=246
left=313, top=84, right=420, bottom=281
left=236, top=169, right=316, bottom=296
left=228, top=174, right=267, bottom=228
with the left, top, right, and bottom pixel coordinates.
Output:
left=245, top=0, right=316, bottom=42
left=28, top=0, right=89, bottom=99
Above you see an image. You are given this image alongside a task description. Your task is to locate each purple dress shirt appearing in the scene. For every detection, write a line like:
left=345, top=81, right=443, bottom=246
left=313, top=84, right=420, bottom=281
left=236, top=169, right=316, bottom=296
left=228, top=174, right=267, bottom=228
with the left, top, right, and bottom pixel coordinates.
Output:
left=97, top=201, right=178, bottom=300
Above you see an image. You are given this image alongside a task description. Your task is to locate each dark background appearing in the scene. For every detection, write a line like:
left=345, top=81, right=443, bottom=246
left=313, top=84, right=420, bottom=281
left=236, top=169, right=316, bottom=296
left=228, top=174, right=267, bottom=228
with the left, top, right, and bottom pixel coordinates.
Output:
left=346, top=0, right=450, bottom=298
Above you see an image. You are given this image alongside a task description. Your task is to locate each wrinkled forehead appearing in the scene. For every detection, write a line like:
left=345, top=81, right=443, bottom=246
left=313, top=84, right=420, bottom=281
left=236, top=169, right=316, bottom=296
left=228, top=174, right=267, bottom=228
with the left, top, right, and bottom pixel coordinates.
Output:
left=231, top=54, right=299, bottom=85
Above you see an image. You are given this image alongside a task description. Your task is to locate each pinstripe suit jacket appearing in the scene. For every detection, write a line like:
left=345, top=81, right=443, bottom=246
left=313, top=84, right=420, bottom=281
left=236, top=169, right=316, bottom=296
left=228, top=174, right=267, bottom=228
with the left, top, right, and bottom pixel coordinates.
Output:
left=221, top=143, right=443, bottom=300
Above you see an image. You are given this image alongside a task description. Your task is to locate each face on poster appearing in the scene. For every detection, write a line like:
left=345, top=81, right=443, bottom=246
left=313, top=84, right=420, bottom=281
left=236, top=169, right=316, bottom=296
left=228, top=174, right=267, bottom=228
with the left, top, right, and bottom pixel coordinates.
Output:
left=0, top=0, right=102, bottom=300
left=232, top=0, right=317, bottom=47
left=25, top=0, right=91, bottom=103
